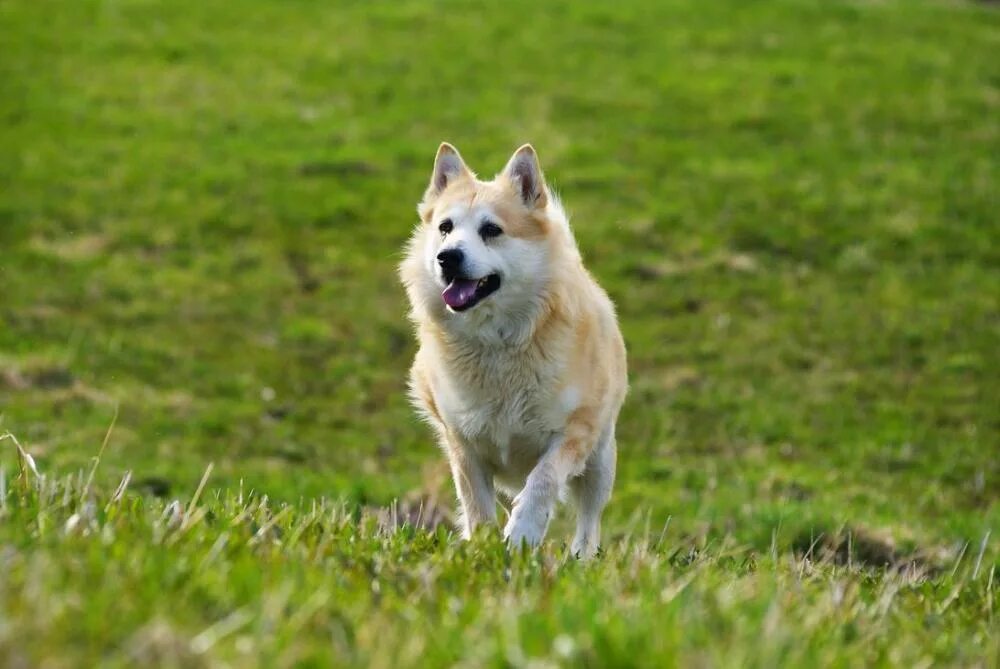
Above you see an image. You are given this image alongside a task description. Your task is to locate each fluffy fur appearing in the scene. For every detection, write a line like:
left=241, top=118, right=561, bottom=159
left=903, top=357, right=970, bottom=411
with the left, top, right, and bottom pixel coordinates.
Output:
left=399, top=143, right=627, bottom=557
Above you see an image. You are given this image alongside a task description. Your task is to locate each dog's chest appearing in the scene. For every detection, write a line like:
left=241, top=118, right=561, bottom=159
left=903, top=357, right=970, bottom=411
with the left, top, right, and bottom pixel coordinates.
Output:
left=440, top=348, right=572, bottom=460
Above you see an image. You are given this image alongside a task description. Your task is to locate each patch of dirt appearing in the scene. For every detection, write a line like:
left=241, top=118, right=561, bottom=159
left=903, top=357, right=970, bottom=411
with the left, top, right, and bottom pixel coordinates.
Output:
left=29, top=233, right=109, bottom=261
left=297, top=160, right=378, bottom=177
left=766, top=477, right=814, bottom=502
left=628, top=252, right=759, bottom=282
left=30, top=366, right=76, bottom=389
left=793, top=525, right=952, bottom=574
left=375, top=462, right=455, bottom=533
left=135, top=476, right=172, bottom=498
left=285, top=251, right=320, bottom=293
left=660, top=366, right=701, bottom=392
left=1, top=365, right=75, bottom=389
left=376, top=497, right=454, bottom=533
left=0, top=368, right=28, bottom=390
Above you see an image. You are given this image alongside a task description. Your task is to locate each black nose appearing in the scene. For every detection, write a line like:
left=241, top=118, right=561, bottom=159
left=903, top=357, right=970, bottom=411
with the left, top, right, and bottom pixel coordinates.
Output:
left=437, top=248, right=464, bottom=276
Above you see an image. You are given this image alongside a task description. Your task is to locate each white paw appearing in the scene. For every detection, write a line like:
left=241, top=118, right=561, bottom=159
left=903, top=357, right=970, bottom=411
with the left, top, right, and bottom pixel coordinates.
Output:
left=571, top=535, right=599, bottom=560
left=503, top=503, right=549, bottom=549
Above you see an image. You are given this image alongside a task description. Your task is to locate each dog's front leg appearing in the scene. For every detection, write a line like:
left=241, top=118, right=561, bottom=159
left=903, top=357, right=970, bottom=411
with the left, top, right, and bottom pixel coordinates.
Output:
left=445, top=439, right=496, bottom=539
left=504, top=409, right=598, bottom=550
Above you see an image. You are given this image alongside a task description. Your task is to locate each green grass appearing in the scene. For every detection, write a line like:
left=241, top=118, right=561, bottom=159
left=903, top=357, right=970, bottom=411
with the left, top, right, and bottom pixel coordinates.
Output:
left=0, top=0, right=997, bottom=665
left=0, top=464, right=996, bottom=667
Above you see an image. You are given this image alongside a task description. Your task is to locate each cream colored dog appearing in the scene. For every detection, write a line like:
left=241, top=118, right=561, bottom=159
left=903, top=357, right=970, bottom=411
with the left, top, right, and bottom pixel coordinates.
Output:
left=399, top=143, right=627, bottom=557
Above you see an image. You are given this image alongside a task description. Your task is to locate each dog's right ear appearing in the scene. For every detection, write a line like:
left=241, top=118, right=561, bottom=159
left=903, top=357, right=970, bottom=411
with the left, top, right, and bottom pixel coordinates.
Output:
left=424, top=142, right=472, bottom=201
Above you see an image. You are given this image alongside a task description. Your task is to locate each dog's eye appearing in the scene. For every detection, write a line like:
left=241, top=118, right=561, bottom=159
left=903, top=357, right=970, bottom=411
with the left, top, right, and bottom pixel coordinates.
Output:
left=480, top=222, right=503, bottom=239
left=438, top=219, right=453, bottom=236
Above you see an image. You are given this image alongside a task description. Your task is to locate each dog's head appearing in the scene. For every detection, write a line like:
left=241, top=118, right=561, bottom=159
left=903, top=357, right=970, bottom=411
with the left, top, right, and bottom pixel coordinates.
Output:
left=401, top=143, right=570, bottom=340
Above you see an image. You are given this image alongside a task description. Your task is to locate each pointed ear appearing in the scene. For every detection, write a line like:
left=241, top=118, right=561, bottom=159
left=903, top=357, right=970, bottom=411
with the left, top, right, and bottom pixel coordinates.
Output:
left=425, top=142, right=472, bottom=199
left=501, top=144, right=547, bottom=208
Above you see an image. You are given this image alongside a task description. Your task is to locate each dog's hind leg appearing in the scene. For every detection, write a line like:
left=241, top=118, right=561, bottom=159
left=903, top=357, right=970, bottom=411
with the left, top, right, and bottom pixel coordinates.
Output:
left=569, top=424, right=616, bottom=559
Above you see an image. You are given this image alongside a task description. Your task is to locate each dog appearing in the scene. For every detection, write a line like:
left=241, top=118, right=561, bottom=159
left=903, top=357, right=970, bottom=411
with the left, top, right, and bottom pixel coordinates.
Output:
left=399, top=143, right=627, bottom=557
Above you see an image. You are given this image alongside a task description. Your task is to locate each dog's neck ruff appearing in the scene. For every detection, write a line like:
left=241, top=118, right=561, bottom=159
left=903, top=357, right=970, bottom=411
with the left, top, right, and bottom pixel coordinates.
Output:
left=439, top=300, right=543, bottom=350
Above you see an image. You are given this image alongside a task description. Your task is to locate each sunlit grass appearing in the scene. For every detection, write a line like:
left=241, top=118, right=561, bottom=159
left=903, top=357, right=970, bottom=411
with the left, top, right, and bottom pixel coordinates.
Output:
left=0, top=0, right=997, bottom=664
left=1, top=437, right=995, bottom=667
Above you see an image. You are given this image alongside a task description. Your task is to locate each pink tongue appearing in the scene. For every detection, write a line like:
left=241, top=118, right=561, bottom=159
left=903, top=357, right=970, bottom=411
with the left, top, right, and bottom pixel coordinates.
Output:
left=442, top=278, right=479, bottom=308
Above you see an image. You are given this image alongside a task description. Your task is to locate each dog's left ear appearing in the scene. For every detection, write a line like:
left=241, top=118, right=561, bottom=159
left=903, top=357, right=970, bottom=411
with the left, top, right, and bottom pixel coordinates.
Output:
left=501, top=144, right=547, bottom=209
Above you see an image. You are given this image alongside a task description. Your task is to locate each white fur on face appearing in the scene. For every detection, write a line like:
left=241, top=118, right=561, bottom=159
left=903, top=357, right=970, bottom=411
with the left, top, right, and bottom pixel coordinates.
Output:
left=416, top=201, right=552, bottom=341
left=424, top=202, right=497, bottom=284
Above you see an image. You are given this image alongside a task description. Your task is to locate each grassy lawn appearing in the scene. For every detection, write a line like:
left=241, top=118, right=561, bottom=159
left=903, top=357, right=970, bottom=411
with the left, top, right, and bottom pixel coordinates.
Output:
left=1, top=0, right=997, bottom=665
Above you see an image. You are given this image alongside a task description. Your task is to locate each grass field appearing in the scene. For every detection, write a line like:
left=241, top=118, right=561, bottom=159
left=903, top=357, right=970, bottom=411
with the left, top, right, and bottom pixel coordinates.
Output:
left=1, top=0, right=998, bottom=665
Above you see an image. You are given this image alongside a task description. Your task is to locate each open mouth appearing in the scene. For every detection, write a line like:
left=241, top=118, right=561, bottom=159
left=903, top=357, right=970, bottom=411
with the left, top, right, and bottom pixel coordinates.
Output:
left=441, top=274, right=501, bottom=312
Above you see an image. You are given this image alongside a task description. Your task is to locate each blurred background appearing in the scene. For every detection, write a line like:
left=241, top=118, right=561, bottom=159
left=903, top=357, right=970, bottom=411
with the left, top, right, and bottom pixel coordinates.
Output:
left=0, top=0, right=996, bottom=553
